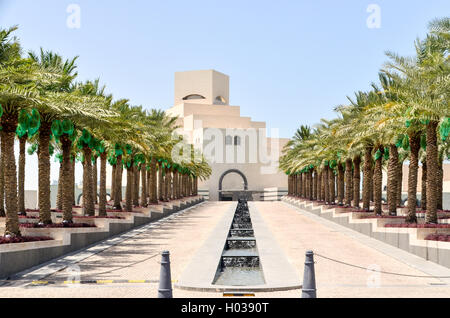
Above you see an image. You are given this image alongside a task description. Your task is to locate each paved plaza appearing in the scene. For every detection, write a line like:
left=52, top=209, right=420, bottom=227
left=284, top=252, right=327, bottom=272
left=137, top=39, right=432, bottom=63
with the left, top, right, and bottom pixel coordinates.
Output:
left=1, top=201, right=450, bottom=298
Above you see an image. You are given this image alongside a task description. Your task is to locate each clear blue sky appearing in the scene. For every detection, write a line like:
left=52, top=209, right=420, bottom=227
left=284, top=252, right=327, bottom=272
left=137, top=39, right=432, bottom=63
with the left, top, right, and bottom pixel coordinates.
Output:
left=0, top=0, right=449, bottom=139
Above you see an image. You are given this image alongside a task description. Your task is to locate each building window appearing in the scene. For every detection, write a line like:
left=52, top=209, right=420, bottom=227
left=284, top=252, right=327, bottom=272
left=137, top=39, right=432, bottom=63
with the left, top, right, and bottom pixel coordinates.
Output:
left=215, top=96, right=226, bottom=105
left=234, top=136, right=241, bottom=146
left=183, top=94, right=205, bottom=100
left=225, top=135, right=233, bottom=145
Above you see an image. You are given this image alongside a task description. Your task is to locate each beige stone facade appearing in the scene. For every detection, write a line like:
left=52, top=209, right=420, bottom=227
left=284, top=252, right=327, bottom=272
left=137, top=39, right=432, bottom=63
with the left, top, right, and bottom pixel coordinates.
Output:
left=166, top=70, right=288, bottom=201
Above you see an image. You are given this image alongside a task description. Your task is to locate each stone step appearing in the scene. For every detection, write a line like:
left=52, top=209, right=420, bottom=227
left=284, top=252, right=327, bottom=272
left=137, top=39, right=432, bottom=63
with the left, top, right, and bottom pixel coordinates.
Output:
left=226, top=237, right=256, bottom=241
left=222, top=250, right=259, bottom=257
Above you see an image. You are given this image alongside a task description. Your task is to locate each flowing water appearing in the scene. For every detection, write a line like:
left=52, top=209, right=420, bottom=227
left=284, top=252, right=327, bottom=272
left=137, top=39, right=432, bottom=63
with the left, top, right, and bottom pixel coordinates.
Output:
left=212, top=200, right=266, bottom=286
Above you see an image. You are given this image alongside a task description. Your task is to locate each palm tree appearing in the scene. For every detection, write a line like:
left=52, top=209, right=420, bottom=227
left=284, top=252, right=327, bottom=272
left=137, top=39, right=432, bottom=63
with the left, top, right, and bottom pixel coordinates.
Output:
left=0, top=27, right=58, bottom=235
left=280, top=18, right=448, bottom=223
left=28, top=49, right=79, bottom=224
left=383, top=18, right=449, bottom=223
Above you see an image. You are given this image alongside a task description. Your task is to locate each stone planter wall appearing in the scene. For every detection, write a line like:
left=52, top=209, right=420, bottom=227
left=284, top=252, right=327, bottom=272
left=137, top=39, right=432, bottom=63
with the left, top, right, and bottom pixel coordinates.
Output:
left=0, top=196, right=203, bottom=279
left=282, top=196, right=450, bottom=269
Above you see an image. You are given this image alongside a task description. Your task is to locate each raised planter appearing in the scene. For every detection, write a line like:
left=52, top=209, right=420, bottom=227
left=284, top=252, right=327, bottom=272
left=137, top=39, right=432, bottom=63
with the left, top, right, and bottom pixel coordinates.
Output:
left=282, top=196, right=450, bottom=269
left=0, top=197, right=204, bottom=279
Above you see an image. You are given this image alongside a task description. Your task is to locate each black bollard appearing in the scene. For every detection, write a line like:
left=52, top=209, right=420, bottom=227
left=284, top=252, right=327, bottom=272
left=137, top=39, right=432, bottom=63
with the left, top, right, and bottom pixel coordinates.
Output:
left=158, top=250, right=173, bottom=298
left=301, top=250, right=317, bottom=298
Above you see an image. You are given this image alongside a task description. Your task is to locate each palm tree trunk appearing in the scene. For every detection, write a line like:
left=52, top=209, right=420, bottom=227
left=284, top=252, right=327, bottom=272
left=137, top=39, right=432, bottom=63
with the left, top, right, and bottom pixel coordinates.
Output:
left=133, top=165, right=139, bottom=206
left=321, top=168, right=327, bottom=203
left=338, top=163, right=345, bottom=205
left=93, top=157, right=98, bottom=204
left=117, top=162, right=122, bottom=205
left=305, top=173, right=309, bottom=198
left=179, top=172, right=183, bottom=198
left=308, top=171, right=313, bottom=200
left=370, top=165, right=375, bottom=203
left=387, top=145, right=399, bottom=215
left=179, top=174, right=183, bottom=198
left=111, top=164, right=116, bottom=202
left=163, top=168, right=167, bottom=201
left=71, top=159, right=75, bottom=206
left=158, top=163, right=163, bottom=201
left=113, top=155, right=123, bottom=210
left=374, top=146, right=384, bottom=216
left=98, top=152, right=107, bottom=217
left=329, top=167, right=335, bottom=204
left=186, top=175, right=191, bottom=197
left=437, top=158, right=443, bottom=211
left=288, top=175, right=292, bottom=195
left=0, top=133, right=5, bottom=217
left=303, top=171, right=312, bottom=200
left=426, top=121, right=438, bottom=224
left=292, top=175, right=295, bottom=196
left=178, top=173, right=182, bottom=198
left=406, top=133, right=420, bottom=223
left=150, top=158, right=158, bottom=204
left=83, top=147, right=95, bottom=216
left=56, top=163, right=63, bottom=211
left=306, top=173, right=310, bottom=199
left=1, top=115, right=20, bottom=236
left=299, top=172, right=305, bottom=198
left=166, top=168, right=172, bottom=201
left=164, top=168, right=169, bottom=201
left=350, top=168, right=354, bottom=202
left=38, top=123, right=52, bottom=224
left=299, top=174, right=302, bottom=197
left=353, top=155, right=361, bottom=208
left=194, top=176, right=198, bottom=195
left=61, top=135, right=73, bottom=222
left=140, top=164, right=147, bottom=206
left=303, top=172, right=309, bottom=199
left=319, top=171, right=324, bottom=201
left=421, top=159, right=427, bottom=210
left=18, top=136, right=27, bottom=214
left=125, top=163, right=133, bottom=212
left=322, top=168, right=327, bottom=203
left=397, top=159, right=404, bottom=206
left=173, top=170, right=178, bottom=199
left=146, top=168, right=150, bottom=201
left=345, top=159, right=352, bottom=206
left=313, top=170, right=317, bottom=200
left=168, top=169, right=173, bottom=200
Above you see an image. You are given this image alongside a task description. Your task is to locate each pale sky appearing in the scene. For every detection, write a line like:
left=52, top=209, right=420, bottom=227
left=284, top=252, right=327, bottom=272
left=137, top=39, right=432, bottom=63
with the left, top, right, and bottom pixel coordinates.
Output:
left=1, top=0, right=449, bottom=189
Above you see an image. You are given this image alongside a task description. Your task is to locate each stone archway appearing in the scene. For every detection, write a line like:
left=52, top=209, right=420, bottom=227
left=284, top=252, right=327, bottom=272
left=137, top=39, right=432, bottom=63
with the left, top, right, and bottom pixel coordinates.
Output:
left=218, top=169, right=248, bottom=201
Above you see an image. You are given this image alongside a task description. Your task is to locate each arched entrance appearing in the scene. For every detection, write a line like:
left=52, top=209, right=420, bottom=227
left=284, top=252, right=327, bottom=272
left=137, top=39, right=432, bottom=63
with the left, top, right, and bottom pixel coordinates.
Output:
left=218, top=169, right=248, bottom=201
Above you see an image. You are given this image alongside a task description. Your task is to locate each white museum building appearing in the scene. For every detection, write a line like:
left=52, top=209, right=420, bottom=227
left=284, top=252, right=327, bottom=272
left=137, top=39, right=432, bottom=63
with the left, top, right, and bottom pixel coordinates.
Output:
left=166, top=70, right=289, bottom=201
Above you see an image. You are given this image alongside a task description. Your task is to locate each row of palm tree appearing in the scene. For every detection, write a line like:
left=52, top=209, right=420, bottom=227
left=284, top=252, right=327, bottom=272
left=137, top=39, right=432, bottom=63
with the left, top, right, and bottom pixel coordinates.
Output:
left=280, top=17, right=449, bottom=224
left=0, top=25, right=211, bottom=237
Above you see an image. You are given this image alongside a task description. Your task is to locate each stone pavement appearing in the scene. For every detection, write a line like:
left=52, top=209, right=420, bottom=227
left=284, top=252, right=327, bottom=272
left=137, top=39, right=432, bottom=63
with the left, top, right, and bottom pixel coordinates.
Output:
left=1, top=201, right=450, bottom=298
left=252, top=202, right=450, bottom=298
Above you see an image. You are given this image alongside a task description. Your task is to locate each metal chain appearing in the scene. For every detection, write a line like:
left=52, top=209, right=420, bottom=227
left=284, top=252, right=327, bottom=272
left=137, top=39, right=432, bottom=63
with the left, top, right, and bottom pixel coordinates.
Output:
left=314, top=253, right=450, bottom=279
